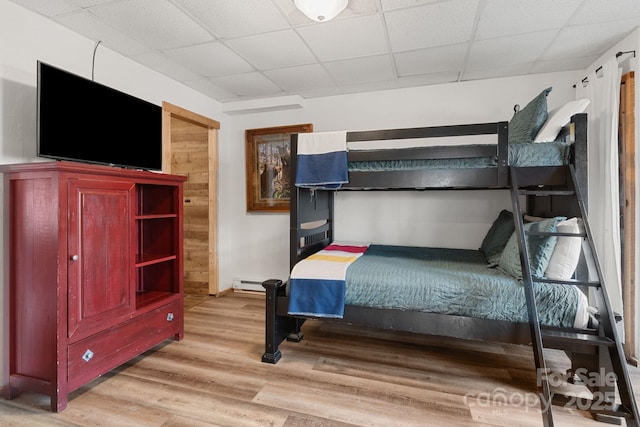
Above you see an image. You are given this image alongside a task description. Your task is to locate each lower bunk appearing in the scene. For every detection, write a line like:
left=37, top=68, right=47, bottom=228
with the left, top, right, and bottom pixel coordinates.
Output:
left=263, top=240, right=589, bottom=361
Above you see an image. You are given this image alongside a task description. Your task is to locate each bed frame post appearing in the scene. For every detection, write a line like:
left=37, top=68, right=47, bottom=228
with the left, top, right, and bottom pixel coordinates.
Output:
left=262, top=279, right=304, bottom=364
left=262, top=279, right=285, bottom=363
left=496, top=121, right=509, bottom=187
left=571, top=113, right=588, bottom=210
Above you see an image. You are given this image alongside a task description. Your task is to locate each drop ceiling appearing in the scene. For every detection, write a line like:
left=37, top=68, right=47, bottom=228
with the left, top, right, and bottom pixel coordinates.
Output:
left=8, top=0, right=640, bottom=104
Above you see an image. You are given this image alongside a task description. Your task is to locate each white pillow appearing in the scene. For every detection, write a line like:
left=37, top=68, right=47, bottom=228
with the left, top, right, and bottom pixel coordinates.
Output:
left=544, top=218, right=582, bottom=280
left=534, top=99, right=590, bottom=143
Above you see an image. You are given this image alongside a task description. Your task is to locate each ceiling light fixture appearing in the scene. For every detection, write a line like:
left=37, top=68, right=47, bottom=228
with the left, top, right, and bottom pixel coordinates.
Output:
left=294, top=0, right=348, bottom=22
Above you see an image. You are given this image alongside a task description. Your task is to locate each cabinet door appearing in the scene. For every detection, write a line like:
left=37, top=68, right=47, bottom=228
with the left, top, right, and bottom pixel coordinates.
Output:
left=67, top=178, right=136, bottom=341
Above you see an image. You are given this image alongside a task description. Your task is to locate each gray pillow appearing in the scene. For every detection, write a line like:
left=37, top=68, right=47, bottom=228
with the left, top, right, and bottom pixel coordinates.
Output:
left=480, top=209, right=515, bottom=265
left=508, top=87, right=552, bottom=144
left=498, top=217, right=563, bottom=280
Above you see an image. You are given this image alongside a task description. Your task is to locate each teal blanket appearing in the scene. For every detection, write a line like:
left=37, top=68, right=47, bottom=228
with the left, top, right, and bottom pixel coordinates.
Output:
left=348, top=141, right=569, bottom=171
left=344, top=245, right=581, bottom=328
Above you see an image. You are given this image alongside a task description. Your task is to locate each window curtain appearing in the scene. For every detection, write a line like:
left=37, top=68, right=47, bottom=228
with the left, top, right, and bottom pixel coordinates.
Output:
left=575, top=57, right=624, bottom=335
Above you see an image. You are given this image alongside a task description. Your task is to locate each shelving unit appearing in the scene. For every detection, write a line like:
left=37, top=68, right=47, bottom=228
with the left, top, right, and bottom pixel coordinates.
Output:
left=1, top=161, right=186, bottom=412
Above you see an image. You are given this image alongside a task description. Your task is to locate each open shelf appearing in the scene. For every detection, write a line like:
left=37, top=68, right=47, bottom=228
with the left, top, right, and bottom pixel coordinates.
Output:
left=137, top=184, right=178, bottom=216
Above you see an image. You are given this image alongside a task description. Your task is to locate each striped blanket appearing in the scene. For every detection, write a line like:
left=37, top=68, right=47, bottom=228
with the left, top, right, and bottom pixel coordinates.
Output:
left=288, top=243, right=370, bottom=318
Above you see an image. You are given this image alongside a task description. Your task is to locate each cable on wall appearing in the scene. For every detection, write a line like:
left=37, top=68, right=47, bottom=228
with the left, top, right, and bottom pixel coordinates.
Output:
left=92, top=40, right=102, bottom=81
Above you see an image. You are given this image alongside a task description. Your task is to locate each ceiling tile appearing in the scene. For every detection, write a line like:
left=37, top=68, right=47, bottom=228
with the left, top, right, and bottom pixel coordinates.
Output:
left=225, top=30, right=316, bottom=70
left=87, top=0, right=213, bottom=50
left=461, top=63, right=531, bottom=82
left=163, top=41, right=254, bottom=77
left=295, top=86, right=344, bottom=99
left=297, top=14, right=388, bottom=61
left=382, top=0, right=443, bottom=11
left=132, top=51, right=201, bottom=82
left=571, top=0, right=640, bottom=25
left=184, top=77, right=240, bottom=101
left=324, top=55, right=396, bottom=85
left=467, top=31, right=558, bottom=71
left=530, top=56, right=597, bottom=75
left=8, top=0, right=80, bottom=16
left=541, top=21, right=637, bottom=61
left=395, top=70, right=460, bottom=87
left=385, top=0, right=479, bottom=51
left=264, top=64, right=335, bottom=91
left=340, top=79, right=400, bottom=95
left=68, top=0, right=113, bottom=8
left=210, top=72, right=284, bottom=98
left=340, top=0, right=381, bottom=17
left=56, top=10, right=151, bottom=56
left=394, top=43, right=467, bottom=77
left=475, top=0, right=582, bottom=40
left=174, top=0, right=289, bottom=38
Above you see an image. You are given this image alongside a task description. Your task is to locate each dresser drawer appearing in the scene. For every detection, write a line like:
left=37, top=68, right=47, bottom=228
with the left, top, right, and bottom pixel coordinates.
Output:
left=67, top=298, right=182, bottom=389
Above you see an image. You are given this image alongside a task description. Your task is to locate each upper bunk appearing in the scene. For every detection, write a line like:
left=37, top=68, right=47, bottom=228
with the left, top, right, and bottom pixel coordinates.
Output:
left=290, top=112, right=587, bottom=192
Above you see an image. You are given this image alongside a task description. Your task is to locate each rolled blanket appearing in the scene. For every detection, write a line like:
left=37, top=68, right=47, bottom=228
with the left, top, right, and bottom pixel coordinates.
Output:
left=295, top=131, right=348, bottom=189
left=288, top=243, right=369, bottom=318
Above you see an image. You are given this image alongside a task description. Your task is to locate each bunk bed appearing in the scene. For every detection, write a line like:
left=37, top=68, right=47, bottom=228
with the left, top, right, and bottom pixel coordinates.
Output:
left=260, top=91, right=639, bottom=425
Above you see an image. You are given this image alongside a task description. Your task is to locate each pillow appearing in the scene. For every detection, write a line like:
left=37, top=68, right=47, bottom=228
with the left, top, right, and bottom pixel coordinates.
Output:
left=508, top=87, right=552, bottom=144
left=523, top=214, right=547, bottom=223
left=480, top=210, right=515, bottom=265
left=498, top=217, right=562, bottom=280
left=534, top=99, right=590, bottom=143
left=545, top=218, right=582, bottom=280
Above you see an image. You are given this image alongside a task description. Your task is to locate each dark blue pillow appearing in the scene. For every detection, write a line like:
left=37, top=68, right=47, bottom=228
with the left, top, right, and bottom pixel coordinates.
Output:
left=509, top=87, right=552, bottom=144
left=480, top=209, right=515, bottom=265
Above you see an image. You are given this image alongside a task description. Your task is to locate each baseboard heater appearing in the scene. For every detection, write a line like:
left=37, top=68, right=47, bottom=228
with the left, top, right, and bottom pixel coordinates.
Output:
left=232, top=278, right=266, bottom=293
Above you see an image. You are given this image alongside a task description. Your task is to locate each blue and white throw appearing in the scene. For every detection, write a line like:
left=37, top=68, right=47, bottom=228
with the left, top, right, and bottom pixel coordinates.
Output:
left=295, top=131, right=348, bottom=189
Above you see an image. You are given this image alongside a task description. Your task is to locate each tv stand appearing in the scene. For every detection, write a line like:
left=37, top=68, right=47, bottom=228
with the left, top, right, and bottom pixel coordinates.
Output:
left=1, top=161, right=186, bottom=411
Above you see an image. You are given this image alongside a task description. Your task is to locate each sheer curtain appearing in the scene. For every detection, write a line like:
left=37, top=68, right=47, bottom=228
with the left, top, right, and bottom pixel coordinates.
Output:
left=575, top=57, right=623, bottom=331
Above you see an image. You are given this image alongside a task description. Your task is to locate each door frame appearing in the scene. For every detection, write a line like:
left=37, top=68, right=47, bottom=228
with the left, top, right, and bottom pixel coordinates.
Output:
left=161, top=102, right=220, bottom=295
left=619, top=72, right=636, bottom=363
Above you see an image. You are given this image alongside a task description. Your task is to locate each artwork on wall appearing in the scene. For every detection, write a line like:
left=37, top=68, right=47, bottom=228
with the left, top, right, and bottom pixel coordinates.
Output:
left=245, top=123, right=313, bottom=212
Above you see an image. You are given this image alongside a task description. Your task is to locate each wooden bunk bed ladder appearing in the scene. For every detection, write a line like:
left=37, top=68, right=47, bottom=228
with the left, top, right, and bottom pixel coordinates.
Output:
left=510, top=166, right=639, bottom=427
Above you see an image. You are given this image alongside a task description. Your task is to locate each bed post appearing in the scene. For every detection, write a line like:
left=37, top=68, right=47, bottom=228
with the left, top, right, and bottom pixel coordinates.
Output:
left=262, top=279, right=304, bottom=364
left=571, top=113, right=588, bottom=210
left=496, top=121, right=509, bottom=187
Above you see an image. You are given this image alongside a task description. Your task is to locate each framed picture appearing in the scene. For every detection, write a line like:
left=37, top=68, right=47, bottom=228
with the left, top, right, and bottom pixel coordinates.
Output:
left=245, top=123, right=313, bottom=212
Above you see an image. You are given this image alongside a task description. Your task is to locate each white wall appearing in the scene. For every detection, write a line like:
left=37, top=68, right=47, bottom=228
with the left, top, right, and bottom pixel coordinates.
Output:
left=219, top=72, right=581, bottom=290
left=0, top=0, right=223, bottom=388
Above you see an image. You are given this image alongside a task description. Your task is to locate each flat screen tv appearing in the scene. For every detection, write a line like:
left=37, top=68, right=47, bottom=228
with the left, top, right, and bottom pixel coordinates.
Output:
left=37, top=61, right=163, bottom=171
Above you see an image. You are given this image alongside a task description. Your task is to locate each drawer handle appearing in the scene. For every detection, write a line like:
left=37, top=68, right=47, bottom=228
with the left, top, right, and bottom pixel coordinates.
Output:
left=82, top=349, right=94, bottom=362
left=167, top=312, right=174, bottom=322
left=71, top=255, right=79, bottom=261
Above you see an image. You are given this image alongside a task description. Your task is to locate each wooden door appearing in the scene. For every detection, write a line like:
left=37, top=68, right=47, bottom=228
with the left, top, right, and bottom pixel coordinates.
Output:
left=67, top=177, right=135, bottom=341
left=162, top=102, right=220, bottom=295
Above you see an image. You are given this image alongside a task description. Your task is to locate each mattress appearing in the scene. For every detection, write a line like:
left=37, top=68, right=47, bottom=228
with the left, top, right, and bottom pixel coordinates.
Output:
left=341, top=244, right=587, bottom=328
left=348, top=140, right=570, bottom=172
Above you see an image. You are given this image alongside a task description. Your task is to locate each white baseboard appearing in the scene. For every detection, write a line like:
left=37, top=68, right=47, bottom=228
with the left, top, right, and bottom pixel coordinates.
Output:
left=231, top=279, right=265, bottom=293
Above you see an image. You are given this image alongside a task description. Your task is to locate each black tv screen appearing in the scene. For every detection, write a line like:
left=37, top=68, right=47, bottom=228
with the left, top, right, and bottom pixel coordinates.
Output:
left=37, top=61, right=163, bottom=171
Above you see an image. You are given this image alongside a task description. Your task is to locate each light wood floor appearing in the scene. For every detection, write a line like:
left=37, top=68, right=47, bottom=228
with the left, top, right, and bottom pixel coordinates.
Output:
left=2, top=291, right=640, bottom=426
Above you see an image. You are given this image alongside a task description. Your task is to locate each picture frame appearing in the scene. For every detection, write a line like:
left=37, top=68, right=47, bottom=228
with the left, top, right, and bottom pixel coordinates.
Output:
left=245, top=123, right=313, bottom=212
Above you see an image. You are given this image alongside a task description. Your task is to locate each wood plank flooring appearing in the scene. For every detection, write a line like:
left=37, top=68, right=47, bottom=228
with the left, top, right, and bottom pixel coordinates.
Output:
left=2, top=291, right=640, bottom=426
